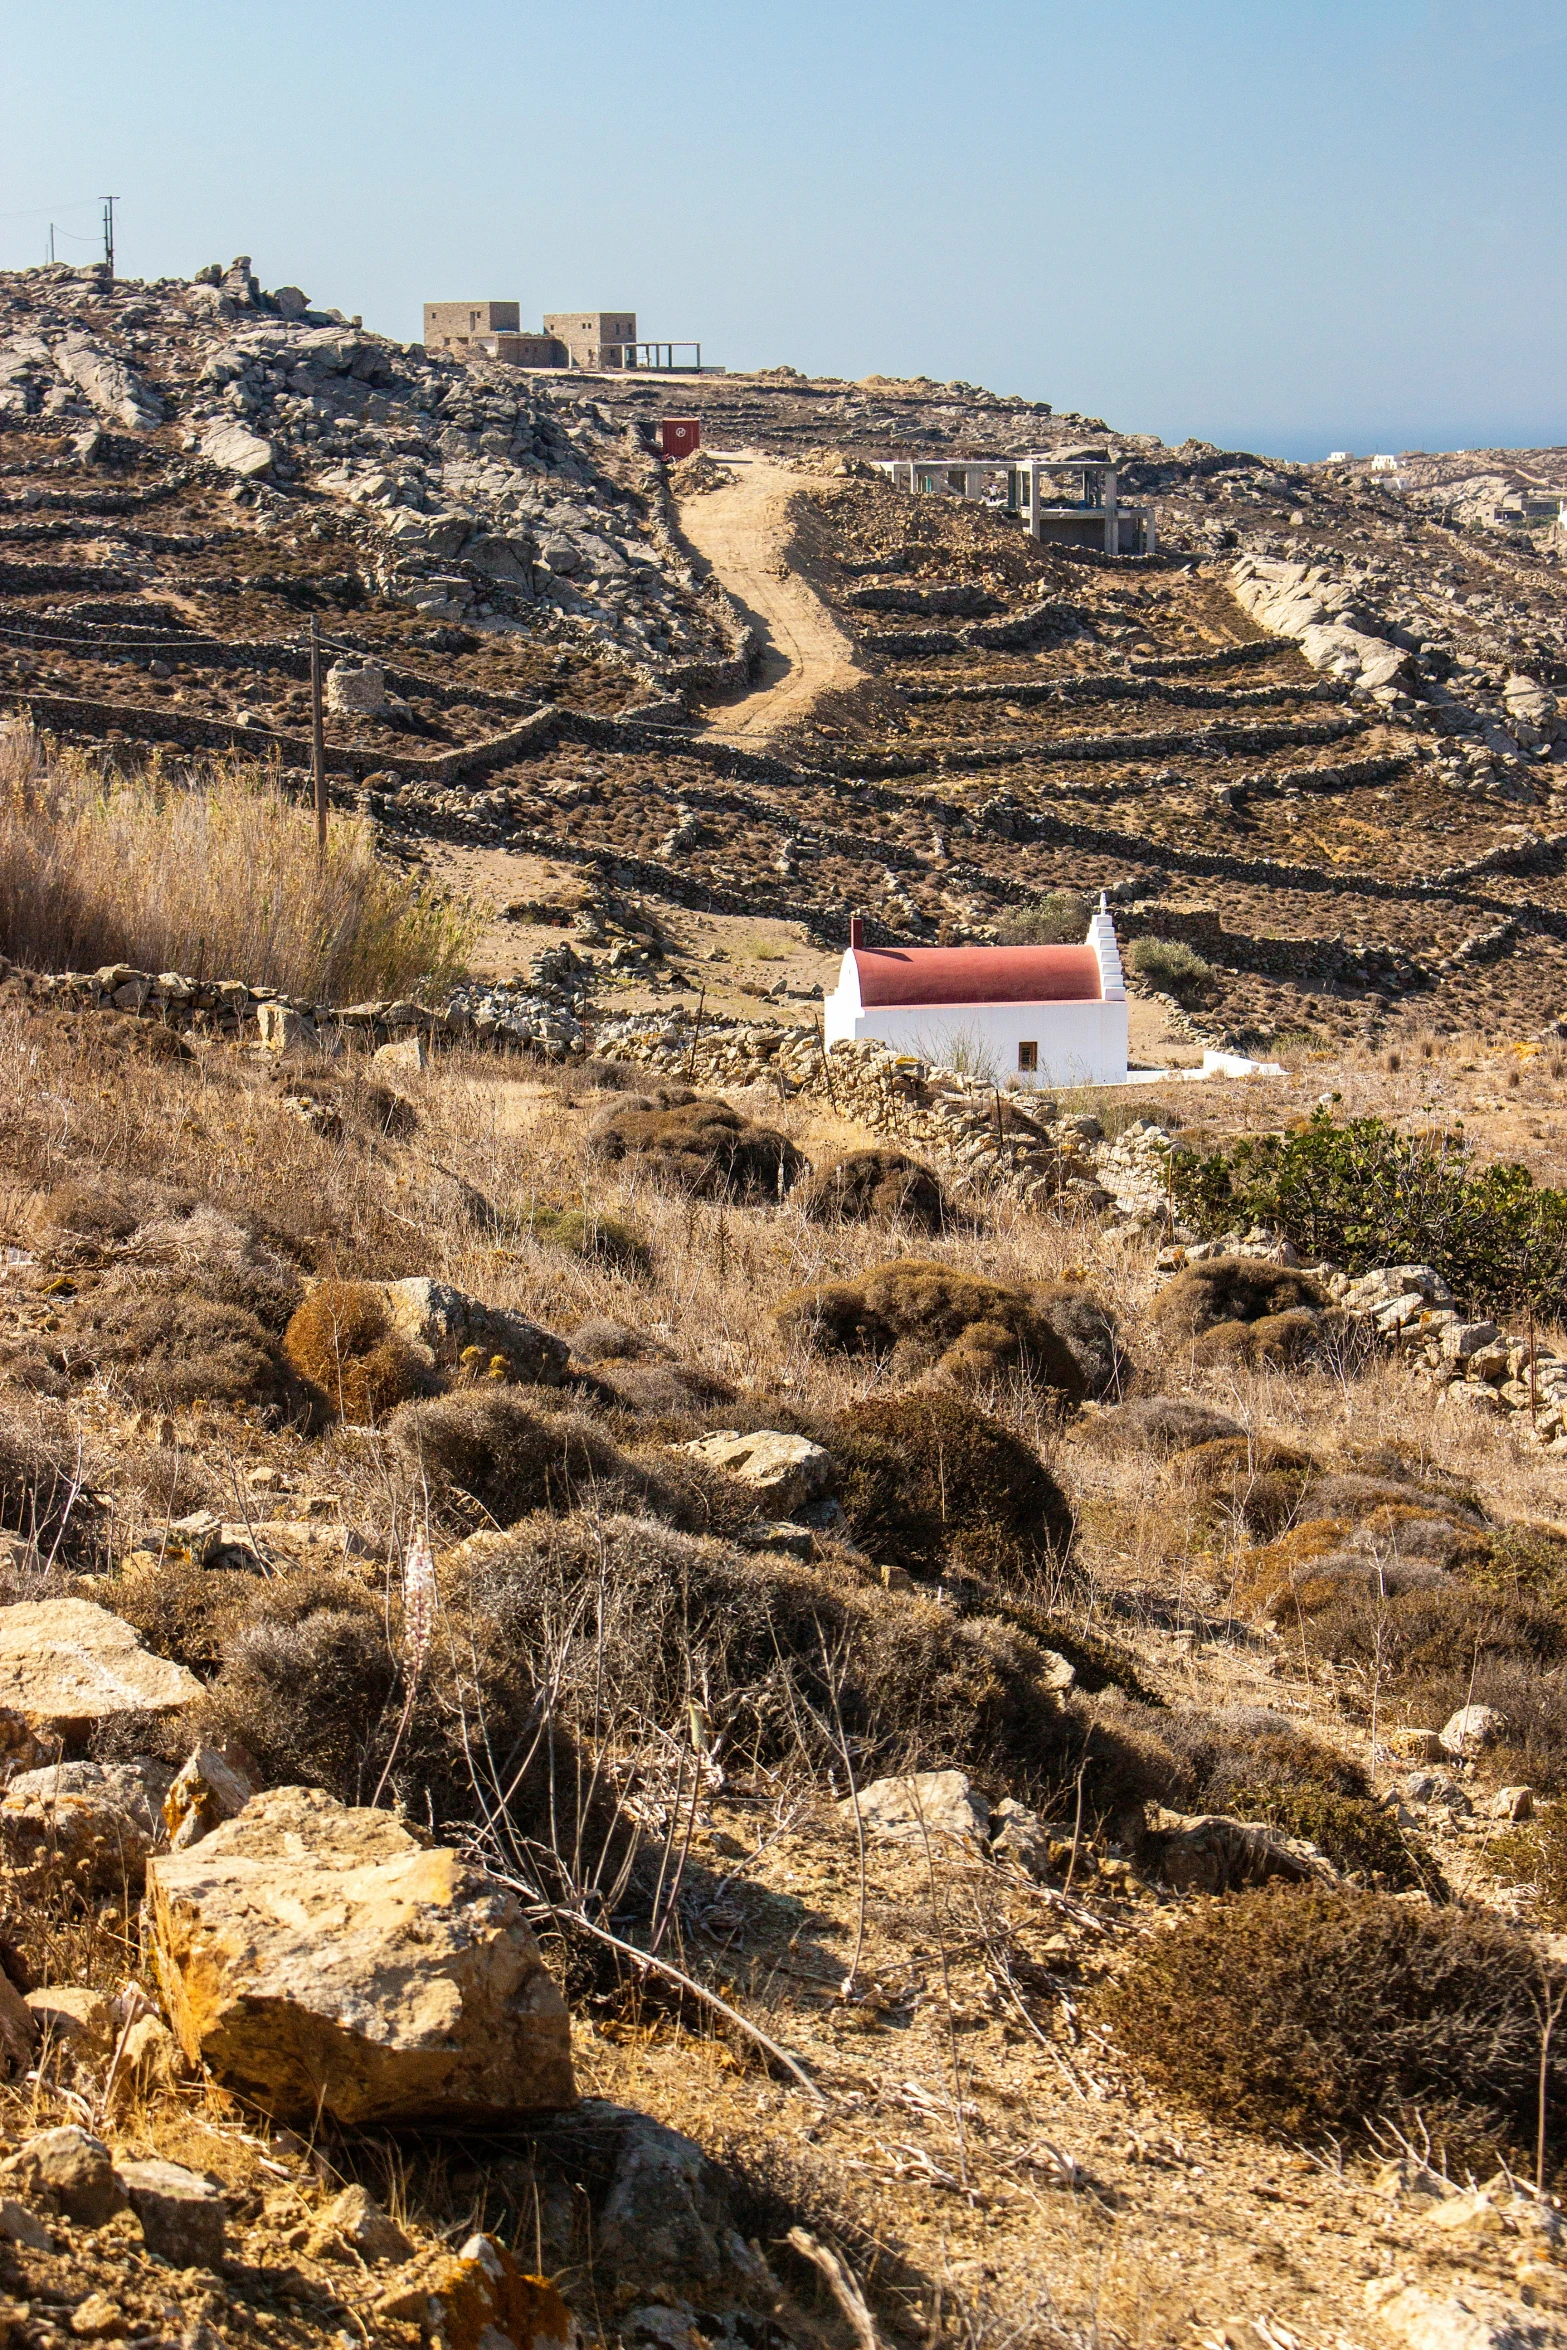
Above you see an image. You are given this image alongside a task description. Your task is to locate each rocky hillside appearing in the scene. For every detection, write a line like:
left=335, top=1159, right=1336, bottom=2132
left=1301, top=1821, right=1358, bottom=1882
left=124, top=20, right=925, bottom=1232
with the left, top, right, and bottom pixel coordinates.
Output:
left=5, top=255, right=1567, bottom=1058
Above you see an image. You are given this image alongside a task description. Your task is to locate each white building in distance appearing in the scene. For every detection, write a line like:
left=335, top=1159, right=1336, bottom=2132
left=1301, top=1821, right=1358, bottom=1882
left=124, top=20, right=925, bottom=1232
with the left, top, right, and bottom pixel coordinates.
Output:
left=823, top=902, right=1128, bottom=1088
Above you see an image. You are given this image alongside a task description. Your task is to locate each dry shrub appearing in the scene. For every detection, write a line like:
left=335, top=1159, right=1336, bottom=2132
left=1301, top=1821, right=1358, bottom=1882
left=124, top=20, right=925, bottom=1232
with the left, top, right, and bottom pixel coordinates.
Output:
left=1230, top=1785, right=1442, bottom=1892
left=828, top=1389, right=1074, bottom=1584
left=533, top=1208, right=650, bottom=1275
left=447, top=1512, right=1140, bottom=1811
left=50, top=1194, right=316, bottom=1417
left=193, top=1570, right=400, bottom=1806
left=272, top=1070, right=419, bottom=1142
left=1152, top=1704, right=1370, bottom=1808
left=1177, top=1435, right=1315, bottom=1539
left=1033, top=1278, right=1129, bottom=1399
left=1103, top=1886, right=1566, bottom=2160
left=0, top=1398, right=99, bottom=1568
left=110, top=1552, right=260, bottom=1671
left=1493, top=1802, right=1567, bottom=1925
left=1192, top=1307, right=1332, bottom=1370
left=797, top=1149, right=950, bottom=1232
left=387, top=1390, right=666, bottom=1528
left=1088, top=1395, right=1244, bottom=1457
left=776, top=1257, right=1114, bottom=1398
left=0, top=728, right=475, bottom=1000
left=588, top=1091, right=805, bottom=1201
left=185, top=1520, right=1159, bottom=1847
left=282, top=1281, right=432, bottom=1424
left=567, top=1319, right=657, bottom=1364
left=589, top=1360, right=738, bottom=1424
left=1153, top=1257, right=1328, bottom=1339
left=39, top=1180, right=143, bottom=1245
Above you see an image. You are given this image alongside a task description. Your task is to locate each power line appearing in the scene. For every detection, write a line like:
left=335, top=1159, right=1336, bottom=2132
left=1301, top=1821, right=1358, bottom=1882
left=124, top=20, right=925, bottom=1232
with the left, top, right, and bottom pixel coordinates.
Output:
left=0, top=197, right=103, bottom=222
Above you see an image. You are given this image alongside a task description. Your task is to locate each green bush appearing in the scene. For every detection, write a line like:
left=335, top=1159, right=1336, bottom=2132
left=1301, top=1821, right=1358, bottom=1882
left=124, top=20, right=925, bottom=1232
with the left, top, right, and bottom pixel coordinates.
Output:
left=997, top=892, right=1089, bottom=945
left=1171, top=1108, right=1567, bottom=1319
left=1102, top=1884, right=1567, bottom=2159
left=1129, top=936, right=1215, bottom=1005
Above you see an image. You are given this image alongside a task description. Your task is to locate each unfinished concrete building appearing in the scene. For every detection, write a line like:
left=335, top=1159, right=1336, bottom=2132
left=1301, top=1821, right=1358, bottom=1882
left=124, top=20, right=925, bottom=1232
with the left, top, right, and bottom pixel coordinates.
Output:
left=543, top=312, right=638, bottom=369
left=424, top=301, right=519, bottom=354
left=542, top=313, right=704, bottom=371
left=876, top=449, right=1155, bottom=555
left=422, top=303, right=567, bottom=367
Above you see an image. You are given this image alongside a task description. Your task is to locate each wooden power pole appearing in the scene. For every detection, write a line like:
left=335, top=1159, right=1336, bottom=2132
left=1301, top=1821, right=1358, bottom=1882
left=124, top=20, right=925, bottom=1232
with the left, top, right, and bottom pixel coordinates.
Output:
left=309, top=617, right=327, bottom=853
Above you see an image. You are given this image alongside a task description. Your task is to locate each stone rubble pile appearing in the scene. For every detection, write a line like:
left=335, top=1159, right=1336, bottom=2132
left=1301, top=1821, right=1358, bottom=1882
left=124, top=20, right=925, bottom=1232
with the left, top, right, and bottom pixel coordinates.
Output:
left=7, top=956, right=588, bottom=1058
left=1332, top=1261, right=1567, bottom=1451
left=1159, top=1236, right=1567, bottom=1453
left=595, top=1014, right=1165, bottom=1217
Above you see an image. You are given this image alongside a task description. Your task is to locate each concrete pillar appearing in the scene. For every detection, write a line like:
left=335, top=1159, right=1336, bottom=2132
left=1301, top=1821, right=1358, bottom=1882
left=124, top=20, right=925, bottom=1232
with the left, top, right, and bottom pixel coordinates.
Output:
left=1103, top=466, right=1119, bottom=555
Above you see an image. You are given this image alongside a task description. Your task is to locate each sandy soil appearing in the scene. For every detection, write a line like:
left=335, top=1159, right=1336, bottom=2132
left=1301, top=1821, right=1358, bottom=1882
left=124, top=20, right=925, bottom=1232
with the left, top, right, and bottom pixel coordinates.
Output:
left=675, top=454, right=866, bottom=738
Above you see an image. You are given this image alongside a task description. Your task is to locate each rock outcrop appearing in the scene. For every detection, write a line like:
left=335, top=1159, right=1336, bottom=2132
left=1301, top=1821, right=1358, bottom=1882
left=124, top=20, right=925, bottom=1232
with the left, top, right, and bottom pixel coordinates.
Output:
left=145, top=1786, right=574, bottom=2125
left=0, top=1601, right=200, bottom=1733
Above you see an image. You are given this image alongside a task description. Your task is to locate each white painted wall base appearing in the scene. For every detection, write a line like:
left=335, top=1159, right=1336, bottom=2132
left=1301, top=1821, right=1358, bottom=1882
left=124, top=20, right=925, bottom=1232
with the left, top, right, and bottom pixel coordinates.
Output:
left=822, top=994, right=1129, bottom=1088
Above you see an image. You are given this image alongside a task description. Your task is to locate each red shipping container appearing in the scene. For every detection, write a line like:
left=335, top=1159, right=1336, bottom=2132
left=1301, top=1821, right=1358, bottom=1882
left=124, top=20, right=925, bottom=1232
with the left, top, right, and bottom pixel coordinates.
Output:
left=661, top=417, right=701, bottom=460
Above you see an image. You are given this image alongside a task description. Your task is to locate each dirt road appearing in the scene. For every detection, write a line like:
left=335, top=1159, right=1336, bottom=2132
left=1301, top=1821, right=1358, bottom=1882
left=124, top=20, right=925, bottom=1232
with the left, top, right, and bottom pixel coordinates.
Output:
left=674, top=454, right=864, bottom=739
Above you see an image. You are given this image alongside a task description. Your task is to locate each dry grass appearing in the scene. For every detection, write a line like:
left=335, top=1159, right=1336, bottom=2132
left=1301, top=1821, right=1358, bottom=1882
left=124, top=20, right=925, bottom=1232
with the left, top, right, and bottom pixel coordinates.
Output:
left=18, top=994, right=1567, bottom=2340
left=0, top=727, right=475, bottom=1000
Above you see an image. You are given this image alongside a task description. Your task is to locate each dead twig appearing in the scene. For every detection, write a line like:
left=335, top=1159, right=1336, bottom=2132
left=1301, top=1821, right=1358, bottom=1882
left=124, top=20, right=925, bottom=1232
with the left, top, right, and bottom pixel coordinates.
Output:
left=784, top=2226, right=881, bottom=2350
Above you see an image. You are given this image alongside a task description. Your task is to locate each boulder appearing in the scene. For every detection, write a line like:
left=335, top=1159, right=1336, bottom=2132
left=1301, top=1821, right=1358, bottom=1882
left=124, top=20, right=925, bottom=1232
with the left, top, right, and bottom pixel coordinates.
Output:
left=0, top=1969, right=36, bottom=2072
left=1440, top=1704, right=1509, bottom=1757
left=107, top=2015, right=181, bottom=2109
left=375, top=1278, right=569, bottom=1387
left=373, top=1034, right=429, bottom=1076
left=1365, top=2275, right=1557, bottom=2350
left=678, top=1429, right=835, bottom=1516
left=163, top=1744, right=252, bottom=1850
left=0, top=2129, right=124, bottom=2229
left=0, top=2196, right=49, bottom=2250
left=272, top=286, right=310, bottom=322
left=988, top=1797, right=1053, bottom=1878
left=7, top=1758, right=173, bottom=1835
left=0, top=1602, right=199, bottom=1735
left=118, top=2158, right=225, bottom=2269
left=200, top=418, right=274, bottom=480
left=23, top=1987, right=114, bottom=2057
left=53, top=335, right=162, bottom=433
left=1144, top=1809, right=1337, bottom=1894
left=843, top=1770, right=992, bottom=1846
left=309, top=2183, right=411, bottom=2265
left=591, top=2104, right=756, bottom=2286
left=145, top=1786, right=575, bottom=2126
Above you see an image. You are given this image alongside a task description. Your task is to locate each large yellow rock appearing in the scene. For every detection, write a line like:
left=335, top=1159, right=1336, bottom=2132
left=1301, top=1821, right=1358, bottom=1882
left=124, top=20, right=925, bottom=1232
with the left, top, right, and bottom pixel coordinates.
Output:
left=144, top=1787, right=574, bottom=2125
left=0, top=1600, right=199, bottom=1734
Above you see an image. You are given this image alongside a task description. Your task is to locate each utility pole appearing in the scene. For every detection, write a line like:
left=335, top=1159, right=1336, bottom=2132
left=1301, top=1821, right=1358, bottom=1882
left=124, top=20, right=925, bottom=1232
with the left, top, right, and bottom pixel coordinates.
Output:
left=46, top=225, right=54, bottom=266
left=309, top=617, right=327, bottom=853
left=102, top=196, right=116, bottom=281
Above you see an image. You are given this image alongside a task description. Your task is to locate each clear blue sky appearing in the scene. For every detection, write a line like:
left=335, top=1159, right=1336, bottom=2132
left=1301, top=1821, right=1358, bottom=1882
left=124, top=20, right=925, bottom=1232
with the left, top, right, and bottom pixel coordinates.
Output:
left=2, top=0, right=1563, bottom=461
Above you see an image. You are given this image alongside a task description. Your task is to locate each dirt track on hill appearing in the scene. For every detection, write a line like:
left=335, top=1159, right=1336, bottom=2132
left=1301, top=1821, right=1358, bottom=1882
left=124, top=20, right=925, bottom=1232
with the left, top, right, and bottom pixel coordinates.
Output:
left=674, top=454, right=864, bottom=739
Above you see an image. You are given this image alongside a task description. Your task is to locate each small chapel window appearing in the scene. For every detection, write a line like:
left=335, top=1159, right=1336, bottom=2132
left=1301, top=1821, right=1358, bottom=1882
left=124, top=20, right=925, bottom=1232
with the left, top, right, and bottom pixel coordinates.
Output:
left=1018, top=1041, right=1038, bottom=1073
